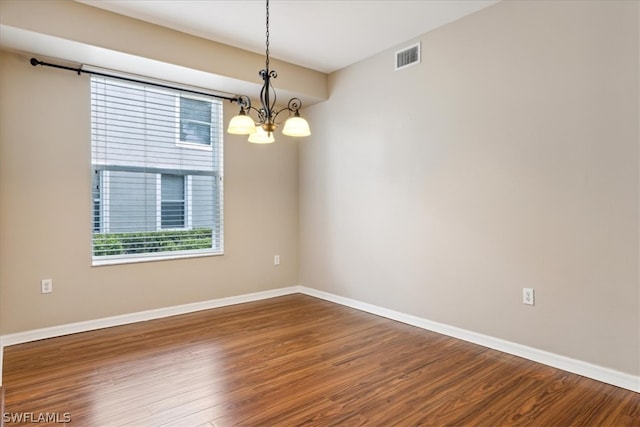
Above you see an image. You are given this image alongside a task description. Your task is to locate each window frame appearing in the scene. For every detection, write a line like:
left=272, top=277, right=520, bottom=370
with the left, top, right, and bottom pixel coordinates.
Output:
left=175, top=94, right=216, bottom=150
left=91, top=76, right=224, bottom=266
left=158, top=174, right=188, bottom=231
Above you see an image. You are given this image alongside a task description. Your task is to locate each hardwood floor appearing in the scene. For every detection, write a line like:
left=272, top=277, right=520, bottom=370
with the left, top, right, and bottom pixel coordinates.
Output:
left=2, top=294, right=639, bottom=426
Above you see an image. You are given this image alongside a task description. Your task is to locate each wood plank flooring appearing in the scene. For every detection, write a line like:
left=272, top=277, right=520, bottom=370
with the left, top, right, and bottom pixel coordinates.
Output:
left=2, top=294, right=639, bottom=426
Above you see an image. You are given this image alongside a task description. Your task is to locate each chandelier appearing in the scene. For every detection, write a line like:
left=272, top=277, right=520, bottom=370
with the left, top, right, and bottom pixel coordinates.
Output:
left=227, top=0, right=311, bottom=143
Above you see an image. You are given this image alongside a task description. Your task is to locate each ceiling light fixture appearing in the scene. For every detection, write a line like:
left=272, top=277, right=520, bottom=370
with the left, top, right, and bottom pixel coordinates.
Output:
left=227, top=0, right=311, bottom=143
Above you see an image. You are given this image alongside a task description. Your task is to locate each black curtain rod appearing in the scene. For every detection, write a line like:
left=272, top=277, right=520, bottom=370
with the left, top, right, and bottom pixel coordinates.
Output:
left=30, top=57, right=240, bottom=103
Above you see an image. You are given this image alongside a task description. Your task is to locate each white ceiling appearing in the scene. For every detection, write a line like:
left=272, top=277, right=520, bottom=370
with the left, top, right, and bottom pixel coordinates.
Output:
left=76, top=0, right=499, bottom=73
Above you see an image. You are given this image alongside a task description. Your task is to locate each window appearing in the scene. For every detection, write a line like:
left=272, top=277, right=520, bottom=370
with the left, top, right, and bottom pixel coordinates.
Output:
left=179, top=97, right=213, bottom=145
left=92, top=170, right=102, bottom=232
left=160, top=174, right=185, bottom=229
left=91, top=76, right=223, bottom=265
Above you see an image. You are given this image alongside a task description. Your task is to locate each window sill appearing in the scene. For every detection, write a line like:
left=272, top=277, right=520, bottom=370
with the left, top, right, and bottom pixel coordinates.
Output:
left=92, top=249, right=223, bottom=267
left=175, top=141, right=213, bottom=151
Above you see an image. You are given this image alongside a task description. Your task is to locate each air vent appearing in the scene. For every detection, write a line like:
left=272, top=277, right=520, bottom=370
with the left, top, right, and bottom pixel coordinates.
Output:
left=395, top=42, right=421, bottom=71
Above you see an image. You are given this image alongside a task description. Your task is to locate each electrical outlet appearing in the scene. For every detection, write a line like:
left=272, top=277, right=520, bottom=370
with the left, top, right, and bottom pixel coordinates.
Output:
left=41, top=279, right=53, bottom=294
left=274, top=255, right=280, bottom=265
left=523, top=288, right=534, bottom=305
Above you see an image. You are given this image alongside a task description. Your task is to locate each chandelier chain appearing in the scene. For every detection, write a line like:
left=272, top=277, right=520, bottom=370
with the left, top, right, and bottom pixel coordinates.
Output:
left=265, top=0, right=270, bottom=70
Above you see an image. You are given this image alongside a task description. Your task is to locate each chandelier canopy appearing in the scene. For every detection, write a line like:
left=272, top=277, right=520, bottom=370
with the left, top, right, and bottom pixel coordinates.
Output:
left=227, top=0, right=311, bottom=143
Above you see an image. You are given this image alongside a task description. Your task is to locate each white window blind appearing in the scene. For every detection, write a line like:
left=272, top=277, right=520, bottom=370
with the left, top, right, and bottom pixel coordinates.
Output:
left=91, top=76, right=224, bottom=265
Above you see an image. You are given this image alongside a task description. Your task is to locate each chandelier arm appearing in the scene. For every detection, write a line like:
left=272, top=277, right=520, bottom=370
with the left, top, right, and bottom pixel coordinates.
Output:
left=271, top=106, right=293, bottom=124
left=246, top=105, right=264, bottom=121
left=255, top=108, right=267, bottom=125
left=287, top=98, right=303, bottom=113
left=271, top=97, right=304, bottom=123
left=234, top=95, right=252, bottom=110
left=232, top=94, right=266, bottom=124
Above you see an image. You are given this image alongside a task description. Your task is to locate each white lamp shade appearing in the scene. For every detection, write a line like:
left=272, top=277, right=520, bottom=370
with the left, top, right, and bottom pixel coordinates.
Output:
left=248, top=126, right=275, bottom=144
left=282, top=116, right=311, bottom=137
left=227, top=113, right=256, bottom=135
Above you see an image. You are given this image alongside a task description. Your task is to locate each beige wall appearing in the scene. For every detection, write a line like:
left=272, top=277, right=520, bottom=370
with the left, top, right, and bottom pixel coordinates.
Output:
left=300, top=0, right=640, bottom=375
left=0, top=50, right=299, bottom=334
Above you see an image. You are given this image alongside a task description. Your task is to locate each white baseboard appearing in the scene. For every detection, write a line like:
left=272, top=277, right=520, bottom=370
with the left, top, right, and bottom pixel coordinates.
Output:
left=0, top=287, right=297, bottom=386
left=1, top=285, right=638, bottom=393
left=298, top=286, right=640, bottom=393
left=0, top=286, right=300, bottom=349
